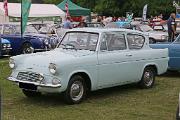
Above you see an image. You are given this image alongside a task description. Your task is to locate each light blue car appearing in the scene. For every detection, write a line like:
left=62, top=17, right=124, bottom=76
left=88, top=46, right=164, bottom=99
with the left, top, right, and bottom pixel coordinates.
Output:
left=8, top=28, right=169, bottom=104
left=150, top=35, right=180, bottom=71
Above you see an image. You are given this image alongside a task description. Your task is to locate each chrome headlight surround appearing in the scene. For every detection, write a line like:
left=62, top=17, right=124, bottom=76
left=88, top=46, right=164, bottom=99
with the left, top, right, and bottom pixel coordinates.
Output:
left=49, top=63, right=57, bottom=74
left=39, top=38, right=49, bottom=45
left=9, top=58, right=15, bottom=69
left=44, top=38, right=49, bottom=45
left=6, top=43, right=11, bottom=48
left=2, top=44, right=7, bottom=48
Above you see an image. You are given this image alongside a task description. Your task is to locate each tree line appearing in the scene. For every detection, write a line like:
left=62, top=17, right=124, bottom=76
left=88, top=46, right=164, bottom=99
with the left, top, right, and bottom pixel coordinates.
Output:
left=9, top=0, right=176, bottom=19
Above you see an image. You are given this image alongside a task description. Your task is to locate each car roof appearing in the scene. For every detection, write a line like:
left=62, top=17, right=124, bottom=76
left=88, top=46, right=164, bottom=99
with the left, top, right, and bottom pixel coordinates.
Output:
left=68, top=28, right=144, bottom=34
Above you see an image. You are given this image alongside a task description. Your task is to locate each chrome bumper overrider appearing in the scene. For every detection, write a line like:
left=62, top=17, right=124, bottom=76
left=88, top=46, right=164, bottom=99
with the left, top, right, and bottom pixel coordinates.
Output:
left=7, top=77, right=61, bottom=88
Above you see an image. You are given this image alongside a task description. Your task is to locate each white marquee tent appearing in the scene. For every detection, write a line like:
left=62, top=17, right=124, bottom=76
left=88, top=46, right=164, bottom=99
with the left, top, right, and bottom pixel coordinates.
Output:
left=0, top=2, right=65, bottom=23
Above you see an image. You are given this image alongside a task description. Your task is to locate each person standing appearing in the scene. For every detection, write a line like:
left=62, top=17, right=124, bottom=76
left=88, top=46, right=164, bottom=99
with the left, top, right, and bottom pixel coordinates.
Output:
left=63, top=16, right=73, bottom=29
left=167, top=13, right=176, bottom=42
left=77, top=18, right=87, bottom=28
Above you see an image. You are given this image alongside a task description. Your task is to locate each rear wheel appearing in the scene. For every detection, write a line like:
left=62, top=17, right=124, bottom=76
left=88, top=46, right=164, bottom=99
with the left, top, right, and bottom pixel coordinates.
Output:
left=149, top=38, right=156, bottom=44
left=138, top=67, right=156, bottom=89
left=22, top=89, right=41, bottom=97
left=22, top=43, right=34, bottom=54
left=63, top=75, right=87, bottom=104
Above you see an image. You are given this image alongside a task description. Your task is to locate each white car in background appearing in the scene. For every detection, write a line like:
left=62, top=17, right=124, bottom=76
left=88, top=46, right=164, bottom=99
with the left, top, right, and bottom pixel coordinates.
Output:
left=134, top=24, right=168, bottom=43
left=176, top=20, right=180, bottom=34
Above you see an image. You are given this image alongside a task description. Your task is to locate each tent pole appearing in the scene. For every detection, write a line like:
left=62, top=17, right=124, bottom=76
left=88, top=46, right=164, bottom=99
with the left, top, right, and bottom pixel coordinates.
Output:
left=21, top=0, right=23, bottom=37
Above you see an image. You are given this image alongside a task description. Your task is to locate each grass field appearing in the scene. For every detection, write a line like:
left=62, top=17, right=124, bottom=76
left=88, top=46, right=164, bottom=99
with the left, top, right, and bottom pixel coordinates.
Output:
left=0, top=58, right=180, bottom=120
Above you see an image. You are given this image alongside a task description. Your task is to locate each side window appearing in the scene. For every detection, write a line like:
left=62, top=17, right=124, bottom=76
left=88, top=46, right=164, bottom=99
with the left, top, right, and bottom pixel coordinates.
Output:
left=100, top=32, right=126, bottom=51
left=89, top=33, right=99, bottom=51
left=3, top=25, right=15, bottom=35
left=127, top=34, right=145, bottom=49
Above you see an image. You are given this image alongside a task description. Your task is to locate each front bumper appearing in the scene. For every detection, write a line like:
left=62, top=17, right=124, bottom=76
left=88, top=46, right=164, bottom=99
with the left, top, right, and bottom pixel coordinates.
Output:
left=8, top=77, right=61, bottom=88
left=1, top=48, right=12, bottom=56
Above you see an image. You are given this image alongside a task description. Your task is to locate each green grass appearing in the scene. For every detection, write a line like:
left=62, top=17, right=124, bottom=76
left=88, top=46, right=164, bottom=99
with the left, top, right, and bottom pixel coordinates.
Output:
left=0, top=58, right=180, bottom=120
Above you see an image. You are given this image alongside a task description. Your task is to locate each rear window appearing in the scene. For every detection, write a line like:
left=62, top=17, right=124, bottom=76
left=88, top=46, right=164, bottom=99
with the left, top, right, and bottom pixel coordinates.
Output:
left=127, top=34, right=145, bottom=49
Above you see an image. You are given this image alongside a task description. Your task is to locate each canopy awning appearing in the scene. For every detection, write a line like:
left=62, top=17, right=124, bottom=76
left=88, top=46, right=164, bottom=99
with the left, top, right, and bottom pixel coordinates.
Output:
left=0, top=2, right=65, bottom=18
left=57, top=0, right=90, bottom=16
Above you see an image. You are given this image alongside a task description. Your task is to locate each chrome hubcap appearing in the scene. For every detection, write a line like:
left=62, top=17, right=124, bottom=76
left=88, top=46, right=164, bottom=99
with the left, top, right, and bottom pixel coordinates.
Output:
left=23, top=47, right=34, bottom=54
left=144, top=70, right=154, bottom=86
left=70, top=81, right=84, bottom=101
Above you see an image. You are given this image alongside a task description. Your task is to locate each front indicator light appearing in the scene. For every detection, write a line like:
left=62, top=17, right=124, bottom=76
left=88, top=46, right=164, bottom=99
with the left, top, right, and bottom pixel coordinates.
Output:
left=49, top=63, right=57, bottom=74
left=9, top=58, right=15, bottom=69
left=52, top=78, right=61, bottom=85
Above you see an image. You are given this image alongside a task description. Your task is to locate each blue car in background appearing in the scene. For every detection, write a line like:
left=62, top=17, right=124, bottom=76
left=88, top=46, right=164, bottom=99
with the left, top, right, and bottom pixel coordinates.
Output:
left=0, top=23, right=58, bottom=55
left=0, top=38, right=12, bottom=57
left=150, top=36, right=180, bottom=71
left=105, top=21, right=132, bottom=29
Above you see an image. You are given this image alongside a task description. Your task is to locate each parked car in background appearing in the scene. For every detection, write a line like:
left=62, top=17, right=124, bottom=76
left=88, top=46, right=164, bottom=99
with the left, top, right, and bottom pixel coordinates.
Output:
left=176, top=20, right=180, bottom=34
left=134, top=24, right=168, bottom=43
left=28, top=23, right=47, bottom=31
left=86, top=22, right=104, bottom=28
left=105, top=22, right=132, bottom=29
left=37, top=25, right=59, bottom=48
left=152, top=24, right=166, bottom=32
left=0, top=38, right=12, bottom=57
left=8, top=28, right=169, bottom=104
left=0, top=23, right=57, bottom=55
left=150, top=35, right=180, bottom=71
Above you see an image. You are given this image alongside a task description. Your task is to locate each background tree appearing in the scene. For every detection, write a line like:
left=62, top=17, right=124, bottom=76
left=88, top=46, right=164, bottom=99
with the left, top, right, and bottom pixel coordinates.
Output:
left=6, top=0, right=177, bottom=19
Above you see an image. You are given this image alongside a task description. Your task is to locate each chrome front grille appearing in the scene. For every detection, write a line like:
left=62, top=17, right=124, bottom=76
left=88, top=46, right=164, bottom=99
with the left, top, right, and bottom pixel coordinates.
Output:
left=17, top=72, right=43, bottom=82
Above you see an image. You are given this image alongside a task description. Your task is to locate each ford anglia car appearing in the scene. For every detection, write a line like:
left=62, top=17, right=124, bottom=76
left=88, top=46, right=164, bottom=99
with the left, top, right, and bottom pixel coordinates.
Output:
left=8, top=28, right=169, bottom=104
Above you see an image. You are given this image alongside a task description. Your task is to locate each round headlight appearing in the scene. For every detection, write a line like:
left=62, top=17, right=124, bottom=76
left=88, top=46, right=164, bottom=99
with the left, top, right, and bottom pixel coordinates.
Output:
left=9, top=58, right=15, bottom=69
left=44, top=39, right=49, bottom=45
left=7, top=44, right=11, bottom=48
left=3, top=44, right=7, bottom=48
left=49, top=63, right=57, bottom=74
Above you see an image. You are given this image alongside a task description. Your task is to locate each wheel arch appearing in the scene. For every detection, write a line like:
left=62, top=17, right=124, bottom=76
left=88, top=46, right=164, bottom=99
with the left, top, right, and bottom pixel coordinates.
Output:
left=143, top=63, right=158, bottom=75
left=22, top=41, right=32, bottom=48
left=149, top=37, right=156, bottom=43
left=69, top=71, right=92, bottom=91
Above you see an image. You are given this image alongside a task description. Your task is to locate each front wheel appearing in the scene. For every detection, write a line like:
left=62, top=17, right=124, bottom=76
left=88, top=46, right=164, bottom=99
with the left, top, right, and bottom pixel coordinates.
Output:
left=22, top=43, right=34, bottom=54
left=149, top=38, right=156, bottom=44
left=138, top=67, right=156, bottom=89
left=63, top=75, right=87, bottom=104
left=22, top=89, right=41, bottom=97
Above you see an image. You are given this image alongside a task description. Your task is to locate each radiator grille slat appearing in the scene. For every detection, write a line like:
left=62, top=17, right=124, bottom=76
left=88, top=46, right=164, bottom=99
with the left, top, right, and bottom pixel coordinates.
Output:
left=17, top=72, right=43, bottom=82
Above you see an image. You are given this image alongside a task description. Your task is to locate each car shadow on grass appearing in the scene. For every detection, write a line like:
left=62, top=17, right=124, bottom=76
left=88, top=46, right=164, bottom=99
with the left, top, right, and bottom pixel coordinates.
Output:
left=18, top=93, right=67, bottom=106
left=18, top=83, right=155, bottom=106
left=161, top=71, right=180, bottom=78
left=87, top=83, right=155, bottom=101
